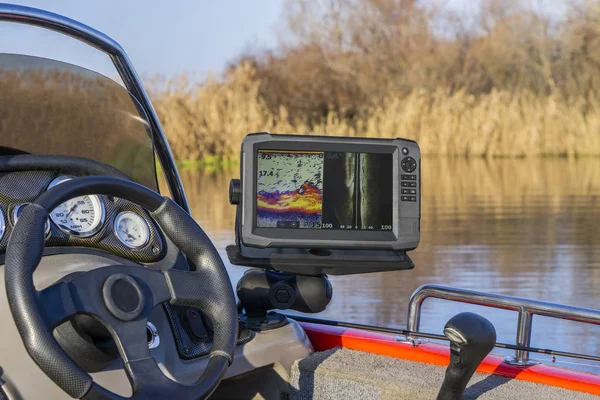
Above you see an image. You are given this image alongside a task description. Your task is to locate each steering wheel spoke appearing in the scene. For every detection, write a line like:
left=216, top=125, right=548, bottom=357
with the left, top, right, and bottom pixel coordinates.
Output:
left=38, top=282, right=80, bottom=328
left=109, top=318, right=151, bottom=363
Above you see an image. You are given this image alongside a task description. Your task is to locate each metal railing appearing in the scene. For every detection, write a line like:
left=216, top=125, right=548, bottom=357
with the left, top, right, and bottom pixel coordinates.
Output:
left=407, top=284, right=600, bottom=365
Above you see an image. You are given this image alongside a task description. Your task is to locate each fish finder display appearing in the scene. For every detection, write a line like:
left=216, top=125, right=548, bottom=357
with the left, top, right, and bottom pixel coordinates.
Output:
left=256, top=150, right=393, bottom=230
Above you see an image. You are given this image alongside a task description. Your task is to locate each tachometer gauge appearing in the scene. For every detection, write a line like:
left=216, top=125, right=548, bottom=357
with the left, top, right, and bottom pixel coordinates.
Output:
left=114, top=211, right=150, bottom=249
left=47, top=176, right=105, bottom=237
left=12, top=203, right=51, bottom=236
left=0, top=207, right=5, bottom=241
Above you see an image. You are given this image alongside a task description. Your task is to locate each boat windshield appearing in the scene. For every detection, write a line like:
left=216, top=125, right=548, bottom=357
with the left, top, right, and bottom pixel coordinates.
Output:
left=0, top=53, right=158, bottom=190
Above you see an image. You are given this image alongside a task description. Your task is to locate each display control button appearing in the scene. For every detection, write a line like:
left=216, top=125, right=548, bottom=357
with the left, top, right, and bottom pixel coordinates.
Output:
left=402, top=147, right=410, bottom=155
left=401, top=182, right=417, bottom=188
left=401, top=189, right=417, bottom=195
left=401, top=196, right=410, bottom=202
left=401, top=174, right=417, bottom=180
left=401, top=157, right=417, bottom=173
left=409, top=196, right=417, bottom=202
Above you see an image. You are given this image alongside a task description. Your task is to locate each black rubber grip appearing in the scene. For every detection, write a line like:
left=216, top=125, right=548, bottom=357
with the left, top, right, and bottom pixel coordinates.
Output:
left=5, top=204, right=93, bottom=398
left=152, top=199, right=239, bottom=364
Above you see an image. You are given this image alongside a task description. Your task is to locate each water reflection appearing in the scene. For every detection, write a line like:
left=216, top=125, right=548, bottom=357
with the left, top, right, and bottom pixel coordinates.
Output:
left=181, top=157, right=600, bottom=371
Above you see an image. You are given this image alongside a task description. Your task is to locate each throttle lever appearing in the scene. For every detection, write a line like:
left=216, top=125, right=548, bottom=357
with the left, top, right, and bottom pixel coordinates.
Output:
left=437, top=312, right=497, bottom=400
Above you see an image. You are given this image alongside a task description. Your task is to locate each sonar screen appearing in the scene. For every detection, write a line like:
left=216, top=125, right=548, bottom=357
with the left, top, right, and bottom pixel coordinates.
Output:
left=256, top=150, right=393, bottom=231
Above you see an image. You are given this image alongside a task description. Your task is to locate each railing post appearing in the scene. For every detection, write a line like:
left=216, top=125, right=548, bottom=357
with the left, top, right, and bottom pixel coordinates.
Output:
left=407, top=297, right=422, bottom=334
left=402, top=285, right=428, bottom=345
left=516, top=309, right=533, bottom=362
left=504, top=308, right=540, bottom=366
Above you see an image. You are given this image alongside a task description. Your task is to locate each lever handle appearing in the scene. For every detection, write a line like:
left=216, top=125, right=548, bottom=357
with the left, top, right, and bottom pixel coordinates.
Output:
left=437, top=312, right=497, bottom=400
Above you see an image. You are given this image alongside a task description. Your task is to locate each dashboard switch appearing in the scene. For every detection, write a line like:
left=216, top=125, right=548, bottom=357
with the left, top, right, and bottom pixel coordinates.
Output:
left=184, top=308, right=209, bottom=341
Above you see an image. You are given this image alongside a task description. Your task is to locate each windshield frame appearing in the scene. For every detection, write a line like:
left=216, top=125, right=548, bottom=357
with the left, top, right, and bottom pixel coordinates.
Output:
left=0, top=3, right=189, bottom=211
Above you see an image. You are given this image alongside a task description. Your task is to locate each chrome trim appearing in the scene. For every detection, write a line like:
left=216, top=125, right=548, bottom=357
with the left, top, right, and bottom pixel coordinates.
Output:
left=147, top=321, right=160, bottom=349
left=47, top=176, right=106, bottom=237
left=407, top=284, right=600, bottom=365
left=241, top=151, right=245, bottom=224
left=443, top=327, right=467, bottom=345
left=0, top=4, right=190, bottom=213
left=12, top=203, right=51, bottom=236
left=0, top=206, right=5, bottom=241
left=113, top=211, right=150, bottom=249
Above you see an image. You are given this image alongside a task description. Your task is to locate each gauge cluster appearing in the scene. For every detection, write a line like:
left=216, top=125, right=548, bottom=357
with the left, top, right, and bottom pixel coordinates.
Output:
left=0, top=171, right=164, bottom=263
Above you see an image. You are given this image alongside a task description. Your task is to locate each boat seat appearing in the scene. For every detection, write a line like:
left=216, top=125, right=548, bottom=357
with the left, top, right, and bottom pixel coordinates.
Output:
left=290, top=348, right=598, bottom=400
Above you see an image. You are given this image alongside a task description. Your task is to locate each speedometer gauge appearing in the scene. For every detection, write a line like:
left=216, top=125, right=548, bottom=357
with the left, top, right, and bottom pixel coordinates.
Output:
left=113, top=211, right=150, bottom=249
left=47, top=176, right=105, bottom=237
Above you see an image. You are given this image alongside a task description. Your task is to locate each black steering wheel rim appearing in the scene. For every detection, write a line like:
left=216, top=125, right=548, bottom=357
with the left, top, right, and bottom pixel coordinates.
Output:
left=4, top=176, right=238, bottom=399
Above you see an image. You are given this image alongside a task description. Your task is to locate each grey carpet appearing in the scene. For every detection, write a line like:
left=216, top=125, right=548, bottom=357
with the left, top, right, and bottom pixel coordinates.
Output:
left=290, top=348, right=599, bottom=399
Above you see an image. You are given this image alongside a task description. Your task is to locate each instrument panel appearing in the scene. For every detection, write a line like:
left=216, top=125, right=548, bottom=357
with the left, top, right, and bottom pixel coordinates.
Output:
left=0, top=171, right=164, bottom=263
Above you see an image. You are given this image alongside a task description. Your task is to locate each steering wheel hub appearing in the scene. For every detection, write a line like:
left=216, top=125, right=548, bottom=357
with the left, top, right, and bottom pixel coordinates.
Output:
left=102, top=273, right=145, bottom=321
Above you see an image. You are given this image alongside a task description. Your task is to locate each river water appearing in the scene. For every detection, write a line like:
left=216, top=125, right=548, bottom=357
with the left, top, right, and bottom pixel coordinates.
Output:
left=179, top=157, right=600, bottom=372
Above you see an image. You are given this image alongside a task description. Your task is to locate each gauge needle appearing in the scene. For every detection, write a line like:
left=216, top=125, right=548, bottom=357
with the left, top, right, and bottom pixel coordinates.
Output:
left=65, top=203, right=78, bottom=219
left=124, top=228, right=136, bottom=241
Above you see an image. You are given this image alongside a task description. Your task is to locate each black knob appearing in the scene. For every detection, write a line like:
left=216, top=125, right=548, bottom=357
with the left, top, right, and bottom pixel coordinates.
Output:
left=236, top=269, right=332, bottom=318
left=229, top=179, right=242, bottom=205
left=436, top=312, right=497, bottom=400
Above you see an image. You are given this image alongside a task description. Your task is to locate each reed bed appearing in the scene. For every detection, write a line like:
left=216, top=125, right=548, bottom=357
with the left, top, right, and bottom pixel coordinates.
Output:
left=152, top=64, right=600, bottom=162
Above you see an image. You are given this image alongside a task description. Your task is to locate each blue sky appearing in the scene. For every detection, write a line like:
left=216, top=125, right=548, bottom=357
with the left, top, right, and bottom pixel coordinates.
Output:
left=1, top=1, right=283, bottom=78
left=0, top=1, right=570, bottom=80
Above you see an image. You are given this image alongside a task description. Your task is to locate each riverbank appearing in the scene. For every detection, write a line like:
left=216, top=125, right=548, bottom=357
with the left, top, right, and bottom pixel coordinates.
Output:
left=153, top=65, right=600, bottom=163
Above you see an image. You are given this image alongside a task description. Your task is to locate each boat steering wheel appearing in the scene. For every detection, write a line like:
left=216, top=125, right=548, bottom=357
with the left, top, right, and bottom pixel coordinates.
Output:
left=4, top=176, right=238, bottom=399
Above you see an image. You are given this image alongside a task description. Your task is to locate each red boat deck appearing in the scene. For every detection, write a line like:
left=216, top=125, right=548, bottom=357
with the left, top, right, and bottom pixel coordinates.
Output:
left=299, top=321, right=600, bottom=396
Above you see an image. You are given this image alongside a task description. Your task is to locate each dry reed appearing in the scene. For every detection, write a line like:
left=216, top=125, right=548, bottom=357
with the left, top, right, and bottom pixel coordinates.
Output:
left=152, top=64, right=600, bottom=162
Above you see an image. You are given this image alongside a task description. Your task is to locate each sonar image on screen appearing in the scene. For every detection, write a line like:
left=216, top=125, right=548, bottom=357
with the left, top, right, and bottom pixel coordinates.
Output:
left=256, top=150, right=393, bottom=230
left=256, top=151, right=324, bottom=228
